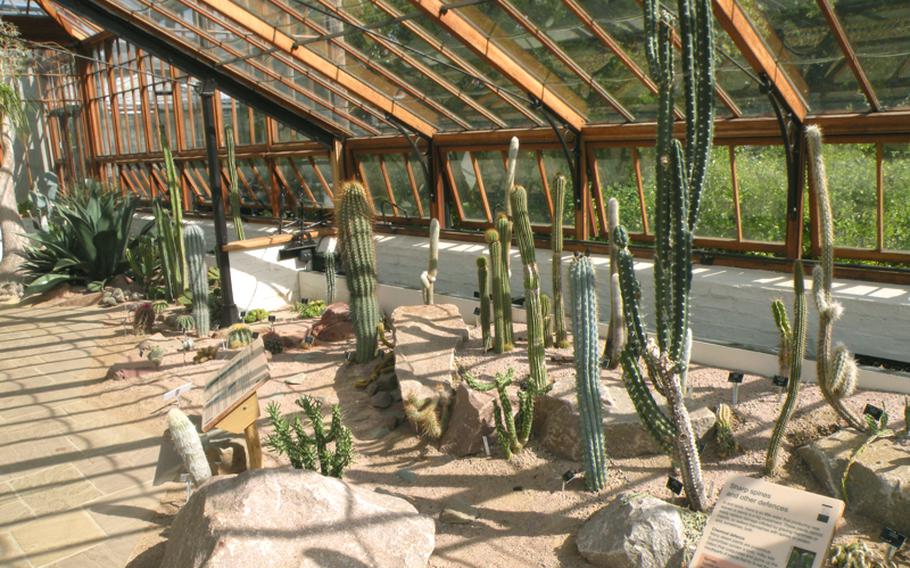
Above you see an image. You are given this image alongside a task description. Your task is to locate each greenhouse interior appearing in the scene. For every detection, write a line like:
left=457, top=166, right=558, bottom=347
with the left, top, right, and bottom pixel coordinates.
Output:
left=0, top=0, right=909, bottom=566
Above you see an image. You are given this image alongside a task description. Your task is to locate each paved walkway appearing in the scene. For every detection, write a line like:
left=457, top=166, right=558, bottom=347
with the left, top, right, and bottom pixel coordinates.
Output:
left=0, top=305, right=164, bottom=567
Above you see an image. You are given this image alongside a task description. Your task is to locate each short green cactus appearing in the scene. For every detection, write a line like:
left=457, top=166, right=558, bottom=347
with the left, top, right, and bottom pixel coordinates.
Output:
left=243, top=308, right=270, bottom=324
left=465, top=370, right=534, bottom=459
left=421, top=218, right=439, bottom=305
left=133, top=302, right=155, bottom=334
left=184, top=224, right=210, bottom=337
left=714, top=403, right=740, bottom=459
left=828, top=540, right=894, bottom=568
left=175, top=314, right=196, bottom=333
left=263, top=331, right=284, bottom=355
left=152, top=299, right=168, bottom=315
left=227, top=323, right=253, bottom=349
left=477, top=256, right=492, bottom=351
left=551, top=175, right=569, bottom=348
left=485, top=229, right=510, bottom=353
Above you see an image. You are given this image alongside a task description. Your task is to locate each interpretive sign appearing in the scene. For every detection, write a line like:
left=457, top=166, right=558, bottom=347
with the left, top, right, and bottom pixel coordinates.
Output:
left=691, top=476, right=844, bottom=568
left=202, top=337, right=269, bottom=432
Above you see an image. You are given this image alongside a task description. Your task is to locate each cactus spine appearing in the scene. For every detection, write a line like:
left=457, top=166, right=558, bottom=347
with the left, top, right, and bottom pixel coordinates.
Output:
left=569, top=256, right=609, bottom=491
left=496, top=213, right=514, bottom=346
left=168, top=408, right=212, bottom=486
left=610, top=0, right=715, bottom=512
left=541, top=293, right=553, bottom=348
left=465, top=370, right=533, bottom=459
left=604, top=198, right=626, bottom=369
left=485, top=229, right=510, bottom=353
left=225, top=126, right=245, bottom=240
left=421, top=218, right=440, bottom=304
left=805, top=126, right=866, bottom=432
left=163, top=142, right=187, bottom=292
left=336, top=181, right=381, bottom=364
left=714, top=403, right=740, bottom=458
left=325, top=251, right=336, bottom=304
left=511, top=185, right=548, bottom=394
left=184, top=225, right=210, bottom=337
left=477, top=256, right=493, bottom=351
left=551, top=175, right=569, bottom=348
left=765, top=262, right=808, bottom=474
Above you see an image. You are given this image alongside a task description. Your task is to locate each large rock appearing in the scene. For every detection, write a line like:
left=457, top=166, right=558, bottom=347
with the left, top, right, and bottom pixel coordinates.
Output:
left=577, top=492, right=688, bottom=568
left=799, top=429, right=910, bottom=534
left=160, top=468, right=435, bottom=568
left=312, top=302, right=354, bottom=342
left=392, top=304, right=468, bottom=411
left=440, top=382, right=497, bottom=456
left=536, top=380, right=716, bottom=459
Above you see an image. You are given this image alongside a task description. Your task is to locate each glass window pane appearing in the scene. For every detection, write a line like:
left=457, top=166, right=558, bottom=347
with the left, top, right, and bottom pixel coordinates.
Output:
left=883, top=143, right=910, bottom=251
left=448, top=151, right=486, bottom=221
left=540, top=149, right=575, bottom=228
left=357, top=154, right=389, bottom=211
left=735, top=145, right=787, bottom=242
left=697, top=146, right=737, bottom=239
left=594, top=147, right=642, bottom=233
left=825, top=143, right=877, bottom=249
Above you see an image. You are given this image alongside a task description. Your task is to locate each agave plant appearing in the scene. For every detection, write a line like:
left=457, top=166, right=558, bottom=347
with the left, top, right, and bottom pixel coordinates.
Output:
left=21, top=185, right=136, bottom=295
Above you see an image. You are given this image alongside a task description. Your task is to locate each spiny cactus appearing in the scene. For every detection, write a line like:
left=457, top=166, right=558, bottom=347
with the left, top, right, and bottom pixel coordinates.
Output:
left=264, top=395, right=353, bottom=478
left=477, top=256, right=492, bottom=351
left=133, top=302, right=155, bottom=334
left=420, top=218, right=440, bottom=304
left=503, top=136, right=519, bottom=218
left=227, top=323, right=253, bottom=349
left=465, top=370, right=534, bottom=459
left=714, top=403, right=740, bottom=459
left=806, top=126, right=865, bottom=432
left=495, top=213, right=514, bottom=346
left=541, top=293, right=554, bottom=348
left=611, top=0, right=716, bottom=512
left=403, top=388, right=452, bottom=440
left=175, top=314, right=196, bottom=333
left=842, top=409, right=893, bottom=505
left=225, top=125, right=245, bottom=241
left=168, top=408, right=212, bottom=486
left=485, top=229, right=510, bottom=353
left=765, top=261, right=808, bottom=475
left=243, top=308, right=270, bottom=324
left=184, top=225, right=210, bottom=337
left=604, top=198, right=626, bottom=369
left=153, top=199, right=180, bottom=301
left=569, top=255, right=608, bottom=491
left=324, top=251, right=336, bottom=304
left=511, top=185, right=548, bottom=393
left=163, top=142, right=187, bottom=293
left=263, top=331, right=284, bottom=355
left=336, top=181, right=381, bottom=364
left=152, top=299, right=168, bottom=315
left=551, top=175, right=569, bottom=348
left=828, top=540, right=894, bottom=568
left=147, top=345, right=164, bottom=367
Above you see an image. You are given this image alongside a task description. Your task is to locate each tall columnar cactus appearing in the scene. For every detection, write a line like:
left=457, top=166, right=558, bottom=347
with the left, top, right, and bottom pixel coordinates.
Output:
left=604, top=198, right=626, bottom=369
left=569, top=256, right=609, bottom=491
left=421, top=218, right=440, bottom=305
left=765, top=262, right=808, bottom=474
left=477, top=256, right=493, bottom=351
left=496, top=213, right=514, bottom=345
left=163, top=142, right=187, bottom=292
left=611, top=0, right=716, bottom=512
left=503, top=136, right=519, bottom=218
left=336, top=181, right=381, bottom=364
left=465, top=370, right=533, bottom=459
left=805, top=126, right=866, bottom=432
left=324, top=251, right=336, bottom=304
left=168, top=408, right=212, bottom=486
left=541, top=293, right=554, bottom=348
left=153, top=199, right=180, bottom=301
left=184, top=225, right=210, bottom=337
left=551, top=175, right=569, bottom=348
left=511, top=185, right=548, bottom=394
left=485, top=229, right=510, bottom=353
left=225, top=126, right=245, bottom=241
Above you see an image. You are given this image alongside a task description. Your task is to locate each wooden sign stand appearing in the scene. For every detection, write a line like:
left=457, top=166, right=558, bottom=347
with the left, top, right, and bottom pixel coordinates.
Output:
left=210, top=392, right=262, bottom=469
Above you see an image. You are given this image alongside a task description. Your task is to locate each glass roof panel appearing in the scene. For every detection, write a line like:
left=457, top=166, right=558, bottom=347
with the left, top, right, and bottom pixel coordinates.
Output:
left=739, top=0, right=868, bottom=113
left=834, top=0, right=910, bottom=110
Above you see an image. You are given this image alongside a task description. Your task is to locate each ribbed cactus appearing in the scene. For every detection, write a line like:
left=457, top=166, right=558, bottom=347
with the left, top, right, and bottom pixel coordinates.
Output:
left=765, top=261, right=808, bottom=474
left=421, top=218, right=440, bottom=305
left=714, top=403, right=740, bottom=458
left=465, top=370, right=533, bottom=459
left=477, top=256, right=492, bottom=351
left=569, top=256, right=608, bottom=491
left=163, top=142, right=187, bottom=292
left=227, top=323, right=252, bottom=349
left=336, top=181, right=381, bottom=364
left=225, top=126, right=245, bottom=241
left=511, top=185, right=548, bottom=394
left=184, top=225, right=210, bottom=337
left=168, top=408, right=212, bottom=486
left=610, top=0, right=715, bottom=512
left=806, top=126, right=865, bottom=432
left=133, top=302, right=155, bottom=334
left=153, top=199, right=180, bottom=301
left=503, top=136, right=519, bottom=218
left=496, top=213, right=514, bottom=346
left=541, top=293, right=553, bottom=348
left=604, top=198, right=626, bottom=369
left=324, top=251, right=336, bottom=304
left=485, top=229, right=510, bottom=353
left=551, top=175, right=569, bottom=348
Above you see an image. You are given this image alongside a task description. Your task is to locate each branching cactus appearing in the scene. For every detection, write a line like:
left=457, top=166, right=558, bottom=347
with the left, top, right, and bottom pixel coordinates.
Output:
left=324, top=251, right=336, bottom=304
left=168, top=408, right=212, bottom=486
left=610, top=0, right=716, bottom=512
left=184, top=225, right=210, bottom=337
left=421, top=218, right=440, bottom=305
left=477, top=256, right=493, bottom=351
left=496, top=213, right=514, bottom=345
left=336, top=181, right=381, bottom=364
left=765, top=262, right=808, bottom=474
left=511, top=185, right=548, bottom=393
left=551, top=175, right=569, bottom=348
left=806, top=126, right=866, bottom=432
left=604, top=198, right=626, bottom=369
left=465, top=370, right=533, bottom=459
left=225, top=126, right=245, bottom=241
left=163, top=142, right=187, bottom=292
left=485, top=229, right=510, bottom=353
left=569, top=255, right=609, bottom=491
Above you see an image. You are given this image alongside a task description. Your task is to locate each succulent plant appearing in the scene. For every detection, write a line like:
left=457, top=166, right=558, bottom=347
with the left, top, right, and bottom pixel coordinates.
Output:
left=227, top=323, right=253, bottom=349
left=243, top=308, right=270, bottom=324
left=714, top=403, right=740, bottom=459
left=551, top=175, right=569, bottom=348
left=175, top=314, right=196, bottom=333
left=184, top=224, right=210, bottom=337
left=193, top=345, right=219, bottom=364
left=477, top=256, right=492, bottom=352
left=133, top=302, right=155, bottom=334
left=168, top=408, right=211, bottom=486
left=265, top=395, right=353, bottom=478
left=421, top=218, right=440, bottom=305
left=263, top=331, right=284, bottom=355
left=465, top=370, right=534, bottom=459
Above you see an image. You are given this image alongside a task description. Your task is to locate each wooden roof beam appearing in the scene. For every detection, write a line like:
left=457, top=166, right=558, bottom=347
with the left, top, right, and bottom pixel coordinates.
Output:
left=197, top=0, right=436, bottom=138
left=409, top=0, right=587, bottom=131
left=816, top=0, right=879, bottom=111
left=713, top=0, right=807, bottom=121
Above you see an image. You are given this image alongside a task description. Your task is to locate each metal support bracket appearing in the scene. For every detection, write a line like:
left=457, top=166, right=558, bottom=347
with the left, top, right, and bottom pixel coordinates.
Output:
left=531, top=96, right=583, bottom=208
left=386, top=112, right=434, bottom=204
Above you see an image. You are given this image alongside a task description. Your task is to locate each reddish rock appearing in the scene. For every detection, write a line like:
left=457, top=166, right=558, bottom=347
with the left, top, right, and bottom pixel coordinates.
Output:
left=275, top=321, right=313, bottom=349
left=440, top=382, right=497, bottom=456
left=312, top=302, right=354, bottom=342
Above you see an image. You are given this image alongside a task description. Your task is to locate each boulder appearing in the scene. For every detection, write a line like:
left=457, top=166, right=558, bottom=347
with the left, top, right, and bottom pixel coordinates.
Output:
left=440, top=382, right=497, bottom=456
left=535, top=380, right=716, bottom=459
left=312, top=302, right=355, bottom=342
left=276, top=321, right=313, bottom=349
left=160, top=468, right=435, bottom=568
left=577, top=492, right=688, bottom=568
left=799, top=429, right=910, bottom=534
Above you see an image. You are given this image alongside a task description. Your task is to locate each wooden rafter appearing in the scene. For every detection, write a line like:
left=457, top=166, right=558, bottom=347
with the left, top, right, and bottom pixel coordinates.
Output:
left=196, top=0, right=435, bottom=137
left=816, top=0, right=879, bottom=111
left=409, top=0, right=586, bottom=131
left=713, top=0, right=807, bottom=121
